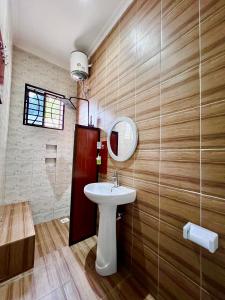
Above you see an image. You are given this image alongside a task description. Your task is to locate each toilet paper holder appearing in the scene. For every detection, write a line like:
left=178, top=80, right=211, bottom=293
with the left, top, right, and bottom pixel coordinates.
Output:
left=183, top=222, right=218, bottom=253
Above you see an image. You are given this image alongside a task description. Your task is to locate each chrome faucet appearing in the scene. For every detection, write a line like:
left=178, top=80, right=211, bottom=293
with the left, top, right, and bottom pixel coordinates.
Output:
left=111, top=171, right=119, bottom=191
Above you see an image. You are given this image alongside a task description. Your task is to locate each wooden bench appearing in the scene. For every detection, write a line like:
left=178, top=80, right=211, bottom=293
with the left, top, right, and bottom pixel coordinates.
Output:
left=0, top=201, right=35, bottom=282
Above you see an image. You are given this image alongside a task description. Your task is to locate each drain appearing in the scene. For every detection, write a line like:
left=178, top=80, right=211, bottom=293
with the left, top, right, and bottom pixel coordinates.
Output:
left=60, top=217, right=70, bottom=224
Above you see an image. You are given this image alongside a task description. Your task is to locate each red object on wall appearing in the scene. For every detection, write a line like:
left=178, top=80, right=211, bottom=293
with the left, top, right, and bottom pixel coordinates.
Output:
left=110, top=131, right=118, bottom=155
left=0, top=30, right=5, bottom=85
left=69, top=125, right=100, bottom=245
left=99, top=141, right=108, bottom=174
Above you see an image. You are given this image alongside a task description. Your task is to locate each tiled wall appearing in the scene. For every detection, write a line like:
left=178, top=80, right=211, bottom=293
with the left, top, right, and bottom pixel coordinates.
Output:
left=0, top=0, right=12, bottom=202
left=4, top=47, right=76, bottom=224
left=78, top=1, right=225, bottom=299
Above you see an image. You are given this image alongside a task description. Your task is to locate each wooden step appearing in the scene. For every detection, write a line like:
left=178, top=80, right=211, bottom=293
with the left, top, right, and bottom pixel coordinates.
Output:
left=0, top=201, right=35, bottom=282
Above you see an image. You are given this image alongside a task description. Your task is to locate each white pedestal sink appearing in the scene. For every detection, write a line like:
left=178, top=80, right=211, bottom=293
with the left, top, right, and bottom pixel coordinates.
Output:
left=84, top=182, right=136, bottom=276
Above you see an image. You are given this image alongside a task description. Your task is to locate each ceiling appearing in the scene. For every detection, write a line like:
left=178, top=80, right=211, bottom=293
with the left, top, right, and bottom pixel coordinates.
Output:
left=10, top=0, right=132, bottom=69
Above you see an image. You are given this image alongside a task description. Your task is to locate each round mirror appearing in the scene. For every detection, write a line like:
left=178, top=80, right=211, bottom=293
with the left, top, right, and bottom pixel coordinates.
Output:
left=107, top=117, right=138, bottom=161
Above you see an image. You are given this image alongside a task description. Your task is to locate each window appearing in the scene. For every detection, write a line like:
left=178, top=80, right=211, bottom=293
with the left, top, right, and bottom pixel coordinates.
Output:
left=23, top=84, right=65, bottom=130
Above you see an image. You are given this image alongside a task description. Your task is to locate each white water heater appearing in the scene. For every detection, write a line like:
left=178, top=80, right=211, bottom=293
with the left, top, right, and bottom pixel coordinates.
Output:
left=70, top=50, right=88, bottom=81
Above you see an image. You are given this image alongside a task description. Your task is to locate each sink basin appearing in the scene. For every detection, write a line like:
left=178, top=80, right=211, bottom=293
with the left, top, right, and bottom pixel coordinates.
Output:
left=84, top=182, right=136, bottom=205
left=84, top=182, right=136, bottom=276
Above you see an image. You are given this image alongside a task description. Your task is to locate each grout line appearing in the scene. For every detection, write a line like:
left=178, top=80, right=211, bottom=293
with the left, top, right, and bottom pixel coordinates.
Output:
left=199, top=0, right=203, bottom=298
left=157, top=0, right=163, bottom=297
left=161, top=64, right=199, bottom=85
left=201, top=98, right=225, bottom=108
left=130, top=1, right=138, bottom=269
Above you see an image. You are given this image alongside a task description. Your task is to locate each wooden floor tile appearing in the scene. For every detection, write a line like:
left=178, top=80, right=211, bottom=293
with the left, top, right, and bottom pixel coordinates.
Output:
left=0, top=219, right=154, bottom=300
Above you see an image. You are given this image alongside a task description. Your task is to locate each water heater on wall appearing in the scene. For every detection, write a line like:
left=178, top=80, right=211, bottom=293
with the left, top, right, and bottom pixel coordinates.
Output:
left=70, top=50, right=89, bottom=81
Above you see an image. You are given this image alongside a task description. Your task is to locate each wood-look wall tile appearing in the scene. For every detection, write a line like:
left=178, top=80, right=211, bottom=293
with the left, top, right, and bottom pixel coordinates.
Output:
left=106, top=26, right=120, bottom=64
left=136, top=53, right=160, bottom=95
left=108, top=156, right=135, bottom=179
left=201, top=194, right=225, bottom=300
left=96, top=89, right=105, bottom=113
left=81, top=0, right=225, bottom=297
left=200, top=0, right=225, bottom=21
left=131, top=236, right=159, bottom=299
left=91, top=41, right=107, bottom=63
left=161, top=66, right=199, bottom=115
left=120, top=0, right=137, bottom=51
left=119, top=206, right=134, bottom=260
left=93, top=52, right=106, bottom=79
left=159, top=221, right=200, bottom=285
left=162, top=0, right=199, bottom=49
left=118, top=74, right=135, bottom=119
left=202, top=100, right=225, bottom=148
left=137, top=116, right=160, bottom=150
left=131, top=208, right=159, bottom=254
left=200, top=288, right=218, bottom=300
left=136, top=0, right=161, bottom=42
left=106, top=274, right=155, bottom=300
left=136, top=0, right=160, bottom=65
left=136, top=30, right=160, bottom=66
left=136, top=85, right=160, bottom=122
left=116, top=99, right=135, bottom=119
left=160, top=185, right=200, bottom=230
left=120, top=174, right=135, bottom=188
left=161, top=26, right=199, bottom=82
left=161, top=107, right=200, bottom=149
left=119, top=45, right=136, bottom=79
left=118, top=225, right=133, bottom=267
left=160, top=151, right=200, bottom=192
left=202, top=150, right=225, bottom=199
left=162, top=0, right=183, bottom=17
left=105, top=83, right=118, bottom=108
left=104, top=104, right=117, bottom=132
left=201, top=5, right=225, bottom=62
left=106, top=57, right=118, bottom=85
left=118, top=73, right=135, bottom=103
left=134, top=150, right=159, bottom=183
left=133, top=179, right=159, bottom=218
left=201, top=52, right=225, bottom=105
left=159, top=257, right=200, bottom=300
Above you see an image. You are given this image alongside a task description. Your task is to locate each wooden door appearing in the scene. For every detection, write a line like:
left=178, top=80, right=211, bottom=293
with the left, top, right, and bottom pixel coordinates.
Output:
left=69, top=125, right=100, bottom=245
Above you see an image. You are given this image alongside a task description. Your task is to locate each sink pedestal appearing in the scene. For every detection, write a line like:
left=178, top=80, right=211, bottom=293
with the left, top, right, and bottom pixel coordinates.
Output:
left=84, top=182, right=136, bottom=276
left=96, top=205, right=117, bottom=276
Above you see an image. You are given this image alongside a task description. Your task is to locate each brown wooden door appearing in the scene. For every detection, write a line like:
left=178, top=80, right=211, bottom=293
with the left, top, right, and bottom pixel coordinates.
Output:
left=69, top=125, right=100, bottom=245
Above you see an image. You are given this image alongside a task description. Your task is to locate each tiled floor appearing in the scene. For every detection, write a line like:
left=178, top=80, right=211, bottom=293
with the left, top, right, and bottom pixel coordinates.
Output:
left=0, top=219, right=154, bottom=299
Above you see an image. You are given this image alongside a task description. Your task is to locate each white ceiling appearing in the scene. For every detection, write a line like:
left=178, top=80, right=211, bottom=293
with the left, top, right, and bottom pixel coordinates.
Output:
left=10, top=0, right=132, bottom=69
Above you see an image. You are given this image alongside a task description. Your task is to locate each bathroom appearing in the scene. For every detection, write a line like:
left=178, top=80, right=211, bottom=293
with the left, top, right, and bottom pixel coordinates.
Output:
left=0, top=0, right=224, bottom=299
